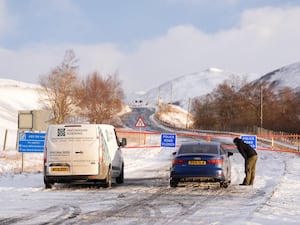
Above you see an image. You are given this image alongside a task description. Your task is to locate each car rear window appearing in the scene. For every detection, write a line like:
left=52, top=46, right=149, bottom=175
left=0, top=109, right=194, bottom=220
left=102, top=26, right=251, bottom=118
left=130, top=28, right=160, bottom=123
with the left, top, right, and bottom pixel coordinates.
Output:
left=179, top=144, right=219, bottom=154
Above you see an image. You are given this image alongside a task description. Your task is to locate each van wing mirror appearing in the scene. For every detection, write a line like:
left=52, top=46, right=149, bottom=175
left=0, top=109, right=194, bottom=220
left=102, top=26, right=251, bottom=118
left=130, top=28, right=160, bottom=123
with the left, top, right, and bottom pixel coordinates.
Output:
left=120, top=138, right=127, bottom=147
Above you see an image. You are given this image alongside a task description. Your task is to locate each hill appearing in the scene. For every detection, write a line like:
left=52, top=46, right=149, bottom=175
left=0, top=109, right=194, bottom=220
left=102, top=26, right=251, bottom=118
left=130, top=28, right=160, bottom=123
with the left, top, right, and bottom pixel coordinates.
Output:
left=135, top=63, right=300, bottom=110
left=1, top=61, right=300, bottom=148
left=0, top=79, right=43, bottom=149
left=251, top=62, right=300, bottom=92
left=133, top=68, right=257, bottom=109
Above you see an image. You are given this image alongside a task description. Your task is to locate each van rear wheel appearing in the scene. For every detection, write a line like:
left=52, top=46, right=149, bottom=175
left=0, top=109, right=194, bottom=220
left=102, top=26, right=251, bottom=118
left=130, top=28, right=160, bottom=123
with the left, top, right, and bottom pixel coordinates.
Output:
left=44, top=177, right=54, bottom=189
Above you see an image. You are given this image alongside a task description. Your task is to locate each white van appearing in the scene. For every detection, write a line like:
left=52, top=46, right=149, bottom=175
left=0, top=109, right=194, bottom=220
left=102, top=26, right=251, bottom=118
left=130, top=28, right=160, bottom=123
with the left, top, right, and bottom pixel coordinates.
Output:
left=43, top=124, right=127, bottom=188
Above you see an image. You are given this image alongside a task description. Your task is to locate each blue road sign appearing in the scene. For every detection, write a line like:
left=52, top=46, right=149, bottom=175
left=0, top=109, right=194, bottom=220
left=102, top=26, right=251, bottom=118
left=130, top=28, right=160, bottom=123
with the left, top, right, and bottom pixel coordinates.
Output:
left=161, top=133, right=176, bottom=148
left=18, top=132, right=46, bottom=153
left=241, top=135, right=257, bottom=149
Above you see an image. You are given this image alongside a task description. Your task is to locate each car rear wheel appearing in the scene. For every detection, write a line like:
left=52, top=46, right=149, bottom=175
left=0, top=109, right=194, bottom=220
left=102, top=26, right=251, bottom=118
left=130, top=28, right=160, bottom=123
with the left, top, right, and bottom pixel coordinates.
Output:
left=170, top=178, right=178, bottom=188
left=220, top=181, right=229, bottom=188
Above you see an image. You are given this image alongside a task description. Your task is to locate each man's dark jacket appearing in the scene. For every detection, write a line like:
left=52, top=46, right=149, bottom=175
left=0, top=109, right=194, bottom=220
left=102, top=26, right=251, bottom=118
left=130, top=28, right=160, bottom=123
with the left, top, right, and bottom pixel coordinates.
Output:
left=234, top=138, right=257, bottom=159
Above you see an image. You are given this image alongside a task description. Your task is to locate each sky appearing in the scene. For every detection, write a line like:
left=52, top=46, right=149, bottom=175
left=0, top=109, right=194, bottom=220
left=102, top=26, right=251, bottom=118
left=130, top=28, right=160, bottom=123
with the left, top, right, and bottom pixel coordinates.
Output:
left=1, top=0, right=300, bottom=94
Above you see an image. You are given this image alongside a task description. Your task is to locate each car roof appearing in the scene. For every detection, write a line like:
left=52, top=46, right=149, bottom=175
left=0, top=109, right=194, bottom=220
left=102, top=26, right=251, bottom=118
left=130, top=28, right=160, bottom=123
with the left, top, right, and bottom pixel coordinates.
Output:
left=179, top=141, right=221, bottom=147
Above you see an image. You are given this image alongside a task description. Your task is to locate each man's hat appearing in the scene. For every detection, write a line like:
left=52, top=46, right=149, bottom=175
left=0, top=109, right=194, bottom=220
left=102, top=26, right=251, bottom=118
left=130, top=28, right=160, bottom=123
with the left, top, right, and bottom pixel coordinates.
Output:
left=233, top=137, right=241, bottom=144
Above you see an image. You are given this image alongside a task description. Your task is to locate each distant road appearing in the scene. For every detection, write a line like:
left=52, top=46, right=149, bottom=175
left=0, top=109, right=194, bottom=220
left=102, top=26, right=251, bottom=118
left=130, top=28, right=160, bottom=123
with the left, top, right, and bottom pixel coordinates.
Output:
left=121, top=107, right=167, bottom=132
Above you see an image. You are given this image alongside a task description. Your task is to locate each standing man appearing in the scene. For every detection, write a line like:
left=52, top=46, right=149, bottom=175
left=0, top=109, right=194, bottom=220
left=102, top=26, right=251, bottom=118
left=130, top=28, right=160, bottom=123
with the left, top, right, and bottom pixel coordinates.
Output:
left=233, top=137, right=258, bottom=186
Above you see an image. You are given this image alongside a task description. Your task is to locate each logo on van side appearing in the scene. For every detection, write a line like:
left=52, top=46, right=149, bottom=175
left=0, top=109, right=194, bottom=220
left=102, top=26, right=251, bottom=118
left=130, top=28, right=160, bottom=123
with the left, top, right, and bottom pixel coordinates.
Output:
left=57, top=128, right=66, bottom=136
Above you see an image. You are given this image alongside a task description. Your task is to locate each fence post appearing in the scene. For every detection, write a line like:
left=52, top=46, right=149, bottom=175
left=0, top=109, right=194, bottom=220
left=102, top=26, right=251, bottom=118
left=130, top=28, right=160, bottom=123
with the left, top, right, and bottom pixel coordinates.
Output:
left=206, top=136, right=211, bottom=142
left=3, top=129, right=8, bottom=151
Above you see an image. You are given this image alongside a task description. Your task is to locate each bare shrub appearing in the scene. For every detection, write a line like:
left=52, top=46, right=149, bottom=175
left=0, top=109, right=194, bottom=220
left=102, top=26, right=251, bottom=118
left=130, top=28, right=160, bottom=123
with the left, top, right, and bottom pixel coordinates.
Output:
left=39, top=49, right=80, bottom=124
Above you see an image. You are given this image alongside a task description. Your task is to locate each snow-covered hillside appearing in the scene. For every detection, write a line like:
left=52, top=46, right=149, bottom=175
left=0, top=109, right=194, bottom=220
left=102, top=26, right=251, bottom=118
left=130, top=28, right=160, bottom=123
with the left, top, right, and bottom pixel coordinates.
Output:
left=0, top=79, right=43, bottom=149
left=133, top=63, right=300, bottom=110
left=133, top=68, right=251, bottom=109
left=251, top=62, right=300, bottom=92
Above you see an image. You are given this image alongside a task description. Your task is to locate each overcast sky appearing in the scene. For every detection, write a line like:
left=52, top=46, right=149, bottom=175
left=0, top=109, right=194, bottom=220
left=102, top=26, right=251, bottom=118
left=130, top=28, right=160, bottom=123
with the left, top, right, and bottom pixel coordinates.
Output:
left=0, top=0, right=300, bottom=93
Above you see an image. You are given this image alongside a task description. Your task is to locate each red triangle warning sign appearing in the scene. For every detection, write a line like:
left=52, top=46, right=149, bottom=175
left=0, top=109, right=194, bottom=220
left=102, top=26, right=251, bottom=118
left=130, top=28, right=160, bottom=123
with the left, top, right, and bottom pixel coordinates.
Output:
left=135, top=116, right=146, bottom=128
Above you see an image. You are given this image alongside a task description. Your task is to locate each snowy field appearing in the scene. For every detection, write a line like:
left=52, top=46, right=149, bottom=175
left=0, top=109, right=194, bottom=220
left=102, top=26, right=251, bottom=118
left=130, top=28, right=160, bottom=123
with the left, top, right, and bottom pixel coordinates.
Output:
left=0, top=137, right=299, bottom=224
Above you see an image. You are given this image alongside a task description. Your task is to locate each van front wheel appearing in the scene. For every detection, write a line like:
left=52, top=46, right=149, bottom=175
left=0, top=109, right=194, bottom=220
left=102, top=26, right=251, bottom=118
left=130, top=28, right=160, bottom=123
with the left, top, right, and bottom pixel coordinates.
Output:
left=116, top=164, right=124, bottom=184
left=104, top=168, right=112, bottom=188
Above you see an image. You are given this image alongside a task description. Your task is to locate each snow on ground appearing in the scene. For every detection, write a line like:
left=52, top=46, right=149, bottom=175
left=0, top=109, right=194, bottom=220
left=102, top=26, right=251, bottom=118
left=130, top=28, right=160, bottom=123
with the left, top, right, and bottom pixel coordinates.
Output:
left=250, top=154, right=300, bottom=224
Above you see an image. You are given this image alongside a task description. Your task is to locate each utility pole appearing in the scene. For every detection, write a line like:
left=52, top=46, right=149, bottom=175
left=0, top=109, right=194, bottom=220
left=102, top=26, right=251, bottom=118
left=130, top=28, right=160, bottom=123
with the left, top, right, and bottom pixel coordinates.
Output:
left=157, top=86, right=160, bottom=106
left=170, top=83, right=172, bottom=104
left=260, top=86, right=263, bottom=130
left=186, top=98, right=191, bottom=128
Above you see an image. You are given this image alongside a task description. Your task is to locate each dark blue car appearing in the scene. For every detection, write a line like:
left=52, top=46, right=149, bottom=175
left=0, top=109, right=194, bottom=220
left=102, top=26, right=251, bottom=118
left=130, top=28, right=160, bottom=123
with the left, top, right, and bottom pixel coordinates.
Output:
left=170, top=141, right=233, bottom=188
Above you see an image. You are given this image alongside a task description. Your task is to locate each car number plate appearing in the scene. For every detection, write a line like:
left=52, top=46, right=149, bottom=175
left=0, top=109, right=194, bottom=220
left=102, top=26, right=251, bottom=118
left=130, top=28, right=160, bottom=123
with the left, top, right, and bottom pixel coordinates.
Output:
left=50, top=167, right=69, bottom=172
left=188, top=160, right=206, bottom=165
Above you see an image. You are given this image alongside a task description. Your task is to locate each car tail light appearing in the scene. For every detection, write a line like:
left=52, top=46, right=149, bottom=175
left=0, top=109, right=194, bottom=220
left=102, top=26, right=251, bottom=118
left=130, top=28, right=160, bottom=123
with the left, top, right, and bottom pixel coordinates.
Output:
left=44, top=146, right=47, bottom=164
left=207, top=159, right=223, bottom=164
left=172, top=159, right=187, bottom=165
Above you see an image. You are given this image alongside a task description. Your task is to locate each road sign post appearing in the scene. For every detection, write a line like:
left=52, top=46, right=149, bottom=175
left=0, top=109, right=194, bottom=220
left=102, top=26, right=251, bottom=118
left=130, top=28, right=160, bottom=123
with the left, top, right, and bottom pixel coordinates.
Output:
left=18, top=131, right=46, bottom=172
left=135, top=116, right=146, bottom=145
left=161, top=133, right=177, bottom=148
left=241, top=135, right=257, bottom=149
left=135, top=116, right=146, bottom=128
left=18, top=132, right=46, bottom=153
